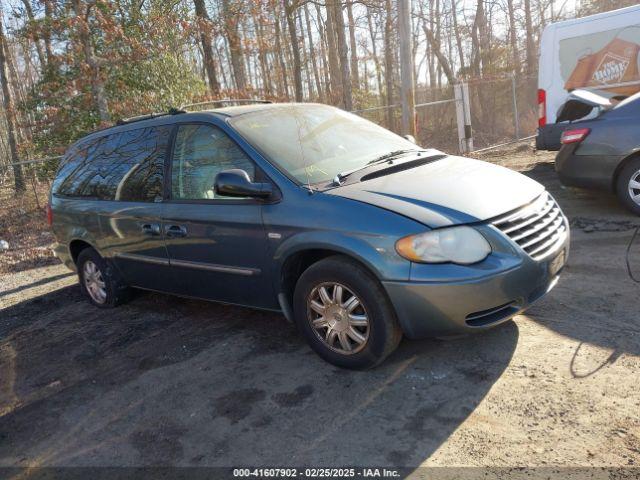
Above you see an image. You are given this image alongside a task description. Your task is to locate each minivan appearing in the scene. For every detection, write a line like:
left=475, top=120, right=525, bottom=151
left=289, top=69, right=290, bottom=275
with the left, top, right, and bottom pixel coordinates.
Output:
left=49, top=102, right=570, bottom=368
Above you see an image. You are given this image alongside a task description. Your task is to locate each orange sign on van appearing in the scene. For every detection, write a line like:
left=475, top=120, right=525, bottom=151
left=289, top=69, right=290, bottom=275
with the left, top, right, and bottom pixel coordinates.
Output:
left=565, top=38, right=640, bottom=95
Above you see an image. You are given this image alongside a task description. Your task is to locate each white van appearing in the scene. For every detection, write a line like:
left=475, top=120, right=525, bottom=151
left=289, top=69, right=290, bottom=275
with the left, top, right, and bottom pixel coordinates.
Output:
left=536, top=5, right=640, bottom=150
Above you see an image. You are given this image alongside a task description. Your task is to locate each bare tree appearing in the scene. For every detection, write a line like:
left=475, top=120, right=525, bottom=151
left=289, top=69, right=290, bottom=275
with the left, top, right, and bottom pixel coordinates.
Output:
left=524, top=0, right=536, bottom=73
left=366, top=6, right=384, bottom=100
left=19, top=0, right=46, bottom=70
left=283, top=0, right=303, bottom=101
left=346, top=1, right=360, bottom=89
left=331, top=1, right=353, bottom=109
left=222, top=0, right=248, bottom=91
left=71, top=0, right=110, bottom=122
left=304, top=3, right=324, bottom=101
left=506, top=0, right=520, bottom=74
left=194, top=0, right=221, bottom=95
left=0, top=14, right=25, bottom=194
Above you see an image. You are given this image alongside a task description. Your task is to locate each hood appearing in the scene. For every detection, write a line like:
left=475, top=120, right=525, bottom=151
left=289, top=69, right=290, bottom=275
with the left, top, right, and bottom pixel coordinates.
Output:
left=556, top=89, right=627, bottom=122
left=326, top=155, right=544, bottom=228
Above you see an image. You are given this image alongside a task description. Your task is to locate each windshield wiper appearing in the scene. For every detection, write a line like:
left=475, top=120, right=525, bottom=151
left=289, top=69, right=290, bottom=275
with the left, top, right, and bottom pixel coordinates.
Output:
left=333, top=149, right=423, bottom=185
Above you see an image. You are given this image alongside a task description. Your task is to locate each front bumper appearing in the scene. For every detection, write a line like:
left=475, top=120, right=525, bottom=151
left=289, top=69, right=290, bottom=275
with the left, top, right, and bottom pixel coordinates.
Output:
left=383, top=232, right=570, bottom=339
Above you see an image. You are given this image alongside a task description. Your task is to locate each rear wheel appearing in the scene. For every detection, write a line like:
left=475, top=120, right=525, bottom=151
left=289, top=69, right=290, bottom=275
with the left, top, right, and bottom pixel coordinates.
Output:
left=616, top=158, right=640, bottom=215
left=293, top=255, right=402, bottom=369
left=77, top=248, right=131, bottom=308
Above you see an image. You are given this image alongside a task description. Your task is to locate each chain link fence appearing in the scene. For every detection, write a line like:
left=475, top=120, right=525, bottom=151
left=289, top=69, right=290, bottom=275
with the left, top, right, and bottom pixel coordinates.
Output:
left=354, top=74, right=539, bottom=154
left=466, top=75, right=538, bottom=150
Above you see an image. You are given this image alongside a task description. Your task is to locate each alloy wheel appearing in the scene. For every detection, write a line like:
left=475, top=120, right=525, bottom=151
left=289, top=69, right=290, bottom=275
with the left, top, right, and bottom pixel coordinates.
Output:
left=83, top=260, right=107, bottom=304
left=307, top=282, right=369, bottom=355
left=628, top=169, right=640, bottom=206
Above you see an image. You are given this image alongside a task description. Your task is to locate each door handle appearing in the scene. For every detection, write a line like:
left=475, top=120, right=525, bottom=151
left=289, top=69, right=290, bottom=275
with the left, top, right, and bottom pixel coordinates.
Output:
left=141, top=223, right=161, bottom=236
left=165, top=225, right=188, bottom=238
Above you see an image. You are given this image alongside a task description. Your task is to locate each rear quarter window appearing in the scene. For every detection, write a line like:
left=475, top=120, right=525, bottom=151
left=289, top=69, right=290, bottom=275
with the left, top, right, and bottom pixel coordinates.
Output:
left=52, top=125, right=172, bottom=202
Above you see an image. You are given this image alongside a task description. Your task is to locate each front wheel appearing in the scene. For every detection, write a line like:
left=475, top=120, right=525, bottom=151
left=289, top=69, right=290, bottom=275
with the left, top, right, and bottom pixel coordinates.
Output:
left=293, top=256, right=402, bottom=369
left=616, top=158, right=640, bottom=215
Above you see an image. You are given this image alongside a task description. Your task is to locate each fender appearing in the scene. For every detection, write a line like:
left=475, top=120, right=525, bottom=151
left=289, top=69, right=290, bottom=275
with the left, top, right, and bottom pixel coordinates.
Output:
left=271, top=230, right=412, bottom=295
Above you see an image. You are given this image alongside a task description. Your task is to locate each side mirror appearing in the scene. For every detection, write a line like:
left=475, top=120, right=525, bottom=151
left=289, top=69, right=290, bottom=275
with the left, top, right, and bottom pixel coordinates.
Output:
left=403, top=134, right=417, bottom=144
left=214, top=169, right=273, bottom=199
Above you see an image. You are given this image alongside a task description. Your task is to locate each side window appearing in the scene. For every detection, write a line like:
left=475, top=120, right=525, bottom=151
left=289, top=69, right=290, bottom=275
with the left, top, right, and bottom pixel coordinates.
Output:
left=171, top=124, right=256, bottom=200
left=113, top=126, right=171, bottom=202
left=52, top=126, right=171, bottom=201
left=53, top=136, right=108, bottom=198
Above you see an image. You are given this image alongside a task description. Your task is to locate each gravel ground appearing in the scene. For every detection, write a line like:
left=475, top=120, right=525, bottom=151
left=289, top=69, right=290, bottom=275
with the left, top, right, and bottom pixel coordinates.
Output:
left=0, top=149, right=639, bottom=477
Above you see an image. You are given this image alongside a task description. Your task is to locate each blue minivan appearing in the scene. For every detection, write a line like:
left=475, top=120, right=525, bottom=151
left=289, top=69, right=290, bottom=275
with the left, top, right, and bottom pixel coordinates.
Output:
left=49, top=102, right=570, bottom=368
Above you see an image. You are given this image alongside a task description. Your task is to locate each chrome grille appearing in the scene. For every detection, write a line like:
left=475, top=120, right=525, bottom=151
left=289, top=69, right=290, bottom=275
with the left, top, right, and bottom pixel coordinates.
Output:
left=492, top=192, right=567, bottom=261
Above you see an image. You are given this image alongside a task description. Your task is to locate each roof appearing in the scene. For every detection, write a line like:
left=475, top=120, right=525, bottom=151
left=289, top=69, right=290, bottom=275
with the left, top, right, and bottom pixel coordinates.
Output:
left=210, top=102, right=325, bottom=117
left=70, top=102, right=332, bottom=147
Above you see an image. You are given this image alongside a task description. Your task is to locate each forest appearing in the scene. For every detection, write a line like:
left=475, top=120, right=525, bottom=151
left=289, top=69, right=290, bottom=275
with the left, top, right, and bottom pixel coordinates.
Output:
left=0, top=0, right=635, bottom=195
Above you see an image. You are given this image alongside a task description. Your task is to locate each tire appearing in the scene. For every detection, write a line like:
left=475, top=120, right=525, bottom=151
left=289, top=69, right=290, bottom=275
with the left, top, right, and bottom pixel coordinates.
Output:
left=292, top=255, right=402, bottom=369
left=616, top=157, right=640, bottom=216
left=77, top=248, right=131, bottom=308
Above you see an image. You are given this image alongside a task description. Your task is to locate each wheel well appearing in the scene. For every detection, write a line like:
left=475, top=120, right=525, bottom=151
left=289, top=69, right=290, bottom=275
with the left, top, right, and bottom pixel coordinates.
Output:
left=613, top=152, right=640, bottom=192
left=69, top=240, right=93, bottom=265
left=279, top=249, right=376, bottom=308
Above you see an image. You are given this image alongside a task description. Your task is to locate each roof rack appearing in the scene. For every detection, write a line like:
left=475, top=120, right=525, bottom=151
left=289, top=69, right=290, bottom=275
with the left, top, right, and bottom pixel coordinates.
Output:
left=180, top=99, right=272, bottom=112
left=116, top=108, right=185, bottom=126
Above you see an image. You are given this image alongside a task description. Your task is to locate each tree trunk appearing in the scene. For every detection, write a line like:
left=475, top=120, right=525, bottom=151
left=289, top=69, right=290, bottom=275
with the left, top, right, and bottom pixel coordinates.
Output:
left=222, top=0, right=247, bottom=92
left=19, top=0, right=46, bottom=70
left=43, top=0, right=55, bottom=69
left=214, top=42, right=229, bottom=89
left=283, top=0, right=303, bottom=102
left=72, top=0, right=110, bottom=122
left=273, top=3, right=290, bottom=99
left=0, top=16, right=25, bottom=194
left=304, top=3, right=323, bottom=102
left=324, top=1, right=343, bottom=104
left=366, top=8, right=384, bottom=102
left=384, top=0, right=394, bottom=129
left=422, top=21, right=455, bottom=84
left=297, top=11, right=314, bottom=99
left=507, top=0, right=520, bottom=74
left=253, top=9, right=272, bottom=96
left=330, top=0, right=352, bottom=110
left=346, top=1, right=359, bottom=90
left=194, top=0, right=220, bottom=95
left=398, top=0, right=415, bottom=136
left=470, top=0, right=483, bottom=77
left=451, top=0, right=465, bottom=74
left=314, top=4, right=332, bottom=98
left=524, top=0, right=535, bottom=73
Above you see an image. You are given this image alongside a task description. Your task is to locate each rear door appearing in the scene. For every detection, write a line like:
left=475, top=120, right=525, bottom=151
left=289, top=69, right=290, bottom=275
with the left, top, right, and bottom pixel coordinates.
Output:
left=95, top=125, right=174, bottom=291
left=162, top=122, right=275, bottom=308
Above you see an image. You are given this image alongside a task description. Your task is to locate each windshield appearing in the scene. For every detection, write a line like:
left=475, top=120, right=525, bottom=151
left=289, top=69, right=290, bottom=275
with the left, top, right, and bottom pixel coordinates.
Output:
left=229, top=104, right=420, bottom=184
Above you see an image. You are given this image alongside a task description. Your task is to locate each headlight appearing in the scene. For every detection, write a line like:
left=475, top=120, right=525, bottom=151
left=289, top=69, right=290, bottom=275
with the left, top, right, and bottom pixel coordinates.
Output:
left=395, top=226, right=491, bottom=264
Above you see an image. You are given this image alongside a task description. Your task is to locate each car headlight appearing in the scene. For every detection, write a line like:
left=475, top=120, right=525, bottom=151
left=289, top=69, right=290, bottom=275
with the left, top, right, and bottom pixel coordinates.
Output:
left=395, top=226, right=491, bottom=264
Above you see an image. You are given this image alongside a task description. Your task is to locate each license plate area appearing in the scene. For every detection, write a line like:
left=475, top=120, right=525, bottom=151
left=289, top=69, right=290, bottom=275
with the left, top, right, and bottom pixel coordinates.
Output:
left=549, top=249, right=566, bottom=277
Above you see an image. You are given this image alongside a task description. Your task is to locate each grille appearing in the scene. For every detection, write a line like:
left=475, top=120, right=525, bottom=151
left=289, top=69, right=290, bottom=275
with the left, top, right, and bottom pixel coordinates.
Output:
left=492, top=192, right=567, bottom=261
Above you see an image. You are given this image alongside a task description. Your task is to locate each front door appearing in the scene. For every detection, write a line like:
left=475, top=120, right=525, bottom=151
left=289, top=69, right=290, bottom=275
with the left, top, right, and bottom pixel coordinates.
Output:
left=162, top=123, right=275, bottom=308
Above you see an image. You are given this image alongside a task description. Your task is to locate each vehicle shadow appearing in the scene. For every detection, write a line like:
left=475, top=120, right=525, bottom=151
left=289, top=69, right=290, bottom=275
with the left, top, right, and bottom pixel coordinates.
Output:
left=519, top=161, right=640, bottom=369
left=0, top=283, right=519, bottom=468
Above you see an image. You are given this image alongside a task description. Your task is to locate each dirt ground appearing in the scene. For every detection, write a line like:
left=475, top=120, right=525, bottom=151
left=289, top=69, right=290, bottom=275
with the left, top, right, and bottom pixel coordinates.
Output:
left=1, top=147, right=639, bottom=477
